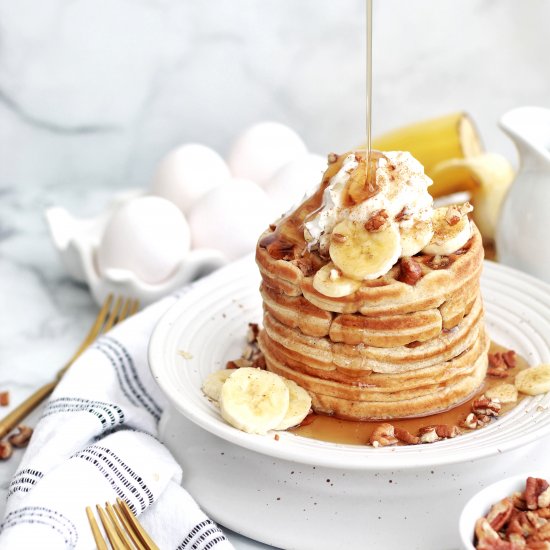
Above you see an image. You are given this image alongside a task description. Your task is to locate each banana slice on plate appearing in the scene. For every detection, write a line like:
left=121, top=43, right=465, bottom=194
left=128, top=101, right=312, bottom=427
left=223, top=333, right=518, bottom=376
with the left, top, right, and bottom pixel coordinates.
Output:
left=275, top=379, right=312, bottom=430
left=329, top=219, right=401, bottom=280
left=515, top=365, right=550, bottom=396
left=202, top=369, right=233, bottom=402
left=220, top=367, right=289, bottom=434
left=313, top=263, right=362, bottom=297
left=423, top=205, right=471, bottom=255
left=400, top=220, right=434, bottom=257
left=485, top=383, right=518, bottom=404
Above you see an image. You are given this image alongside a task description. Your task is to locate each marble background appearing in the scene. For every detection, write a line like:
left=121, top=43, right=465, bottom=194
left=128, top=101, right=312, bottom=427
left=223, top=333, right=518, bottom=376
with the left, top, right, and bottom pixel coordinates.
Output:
left=0, top=1, right=549, bottom=547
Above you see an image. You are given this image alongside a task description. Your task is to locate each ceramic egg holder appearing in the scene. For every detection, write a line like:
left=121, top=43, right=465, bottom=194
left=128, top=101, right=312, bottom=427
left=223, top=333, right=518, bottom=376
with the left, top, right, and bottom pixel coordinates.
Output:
left=46, top=190, right=227, bottom=306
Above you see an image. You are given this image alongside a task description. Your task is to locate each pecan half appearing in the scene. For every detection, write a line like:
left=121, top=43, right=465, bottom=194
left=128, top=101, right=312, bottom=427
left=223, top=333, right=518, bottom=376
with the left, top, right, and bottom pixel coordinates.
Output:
left=418, top=426, right=440, bottom=444
left=394, top=426, right=419, bottom=445
left=460, top=412, right=479, bottom=430
left=472, top=395, right=502, bottom=417
left=0, top=440, right=12, bottom=460
left=398, top=257, right=423, bottom=286
left=526, top=478, right=550, bottom=510
left=364, top=210, right=389, bottom=232
left=487, top=498, right=515, bottom=531
left=8, top=425, right=33, bottom=448
left=369, top=423, right=398, bottom=447
left=0, top=391, right=9, bottom=407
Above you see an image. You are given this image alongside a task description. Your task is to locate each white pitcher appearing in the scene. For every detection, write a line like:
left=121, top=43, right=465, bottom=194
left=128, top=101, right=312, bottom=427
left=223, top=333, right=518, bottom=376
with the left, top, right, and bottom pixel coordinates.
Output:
left=497, top=106, right=550, bottom=283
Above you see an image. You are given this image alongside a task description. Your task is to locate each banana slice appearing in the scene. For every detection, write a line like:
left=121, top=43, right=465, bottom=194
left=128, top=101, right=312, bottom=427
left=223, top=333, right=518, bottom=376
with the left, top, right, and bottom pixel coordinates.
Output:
left=515, top=365, right=550, bottom=396
left=422, top=205, right=471, bottom=255
left=275, top=379, right=312, bottom=430
left=399, top=220, right=434, bottom=257
left=202, top=369, right=233, bottom=402
left=485, top=383, right=518, bottom=404
left=220, top=367, right=289, bottom=434
left=329, top=219, right=401, bottom=280
left=313, top=263, right=362, bottom=297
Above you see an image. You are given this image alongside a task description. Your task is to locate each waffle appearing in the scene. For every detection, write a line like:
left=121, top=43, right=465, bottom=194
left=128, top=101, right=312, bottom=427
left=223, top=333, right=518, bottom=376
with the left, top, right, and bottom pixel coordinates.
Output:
left=254, top=153, right=487, bottom=420
left=260, top=329, right=489, bottom=420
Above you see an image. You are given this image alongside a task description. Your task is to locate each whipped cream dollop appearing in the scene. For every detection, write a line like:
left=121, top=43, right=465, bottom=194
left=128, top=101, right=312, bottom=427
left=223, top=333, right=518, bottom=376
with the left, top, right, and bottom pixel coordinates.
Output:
left=304, top=151, right=434, bottom=255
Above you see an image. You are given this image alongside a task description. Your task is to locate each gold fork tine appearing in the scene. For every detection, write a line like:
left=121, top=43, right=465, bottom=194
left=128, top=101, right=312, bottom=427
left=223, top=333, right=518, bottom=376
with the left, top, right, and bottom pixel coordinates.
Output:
left=105, top=502, right=135, bottom=549
left=116, top=499, right=160, bottom=550
left=113, top=503, right=147, bottom=550
left=0, top=294, right=138, bottom=439
left=96, top=504, right=127, bottom=550
left=86, top=506, right=109, bottom=550
left=103, top=295, right=124, bottom=333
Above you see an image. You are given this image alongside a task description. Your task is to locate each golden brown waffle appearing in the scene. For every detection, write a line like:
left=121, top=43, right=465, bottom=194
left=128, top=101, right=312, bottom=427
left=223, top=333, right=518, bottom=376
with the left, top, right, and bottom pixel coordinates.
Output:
left=261, top=293, right=483, bottom=376
left=256, top=223, right=483, bottom=317
left=261, top=329, right=489, bottom=420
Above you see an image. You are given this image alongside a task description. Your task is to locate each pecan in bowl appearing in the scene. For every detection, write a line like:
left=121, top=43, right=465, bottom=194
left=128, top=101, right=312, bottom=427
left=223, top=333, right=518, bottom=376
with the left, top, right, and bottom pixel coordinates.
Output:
left=460, top=474, right=550, bottom=550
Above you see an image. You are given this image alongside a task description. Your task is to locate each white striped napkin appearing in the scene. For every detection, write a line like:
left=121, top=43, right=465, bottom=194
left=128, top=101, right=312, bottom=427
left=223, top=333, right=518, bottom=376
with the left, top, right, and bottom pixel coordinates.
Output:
left=0, top=281, right=234, bottom=550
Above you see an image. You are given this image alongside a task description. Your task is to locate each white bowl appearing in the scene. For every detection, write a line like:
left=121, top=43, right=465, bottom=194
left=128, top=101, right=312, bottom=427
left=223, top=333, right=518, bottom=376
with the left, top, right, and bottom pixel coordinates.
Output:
left=459, top=472, right=548, bottom=550
left=148, top=257, right=550, bottom=549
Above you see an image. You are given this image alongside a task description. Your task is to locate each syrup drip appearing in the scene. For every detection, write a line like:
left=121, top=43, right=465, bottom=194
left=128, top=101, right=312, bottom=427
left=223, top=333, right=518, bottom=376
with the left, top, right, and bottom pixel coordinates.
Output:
left=365, top=0, right=373, bottom=182
left=291, top=342, right=528, bottom=445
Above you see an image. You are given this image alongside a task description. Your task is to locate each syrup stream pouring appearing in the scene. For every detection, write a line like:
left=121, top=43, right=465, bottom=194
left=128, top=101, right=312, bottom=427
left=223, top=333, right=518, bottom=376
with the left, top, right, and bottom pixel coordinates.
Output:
left=365, top=0, right=373, bottom=182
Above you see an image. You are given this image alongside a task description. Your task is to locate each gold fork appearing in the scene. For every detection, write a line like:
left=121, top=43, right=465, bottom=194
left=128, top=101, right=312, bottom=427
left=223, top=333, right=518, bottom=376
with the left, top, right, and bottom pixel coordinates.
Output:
left=0, top=295, right=139, bottom=439
left=86, top=498, right=160, bottom=550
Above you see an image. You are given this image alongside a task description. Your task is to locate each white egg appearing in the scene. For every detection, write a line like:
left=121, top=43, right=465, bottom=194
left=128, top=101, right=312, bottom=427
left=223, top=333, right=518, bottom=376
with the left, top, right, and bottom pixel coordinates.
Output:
left=97, top=196, right=191, bottom=284
left=188, top=178, right=276, bottom=261
left=152, top=143, right=231, bottom=214
left=228, top=122, right=307, bottom=185
left=263, top=153, right=328, bottom=216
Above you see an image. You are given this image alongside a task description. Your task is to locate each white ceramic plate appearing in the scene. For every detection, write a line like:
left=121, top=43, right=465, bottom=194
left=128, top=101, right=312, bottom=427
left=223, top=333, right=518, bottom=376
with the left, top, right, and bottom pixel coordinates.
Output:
left=149, top=257, right=550, bottom=470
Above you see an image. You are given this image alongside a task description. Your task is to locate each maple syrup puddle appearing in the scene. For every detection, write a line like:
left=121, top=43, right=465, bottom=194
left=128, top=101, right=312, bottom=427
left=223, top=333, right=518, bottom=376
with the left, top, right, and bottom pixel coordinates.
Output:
left=290, top=342, right=528, bottom=445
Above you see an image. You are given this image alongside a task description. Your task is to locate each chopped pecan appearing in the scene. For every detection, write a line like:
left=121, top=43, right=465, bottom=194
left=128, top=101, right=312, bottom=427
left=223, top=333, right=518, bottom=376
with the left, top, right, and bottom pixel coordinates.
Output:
left=428, top=255, right=451, bottom=270
left=513, top=492, right=529, bottom=511
left=508, top=533, right=527, bottom=549
left=327, top=152, right=339, bottom=164
left=251, top=355, right=267, bottom=370
left=247, top=323, right=260, bottom=343
left=526, top=478, right=550, bottom=510
left=369, top=423, right=398, bottom=447
left=488, top=351, right=516, bottom=377
left=503, top=350, right=517, bottom=369
left=0, top=391, right=9, bottom=407
left=398, top=257, right=423, bottom=286
left=0, top=440, right=12, bottom=460
left=418, top=426, right=440, bottom=444
left=537, top=509, right=550, bottom=520
left=395, top=206, right=411, bottom=222
left=226, top=360, right=238, bottom=369
left=460, top=412, right=479, bottom=430
left=525, top=541, right=550, bottom=549
left=539, top=489, right=550, bottom=509
left=476, top=414, right=492, bottom=427
left=475, top=518, right=502, bottom=547
left=487, top=498, right=515, bottom=531
left=472, top=395, right=502, bottom=417
left=394, top=427, right=419, bottom=445
left=232, top=358, right=253, bottom=369
left=364, top=210, right=389, bottom=232
left=445, top=203, right=473, bottom=226
left=433, top=424, right=461, bottom=438
left=8, top=425, right=33, bottom=448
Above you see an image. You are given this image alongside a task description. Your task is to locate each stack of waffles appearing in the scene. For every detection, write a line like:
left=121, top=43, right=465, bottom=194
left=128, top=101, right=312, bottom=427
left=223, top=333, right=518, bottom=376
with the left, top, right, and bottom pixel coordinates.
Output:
left=255, top=151, right=488, bottom=420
